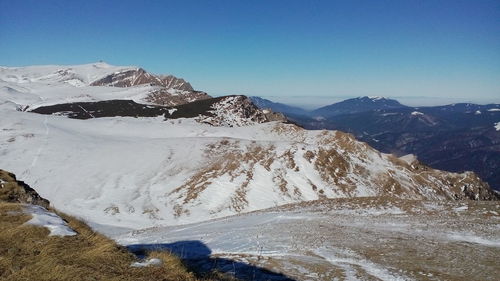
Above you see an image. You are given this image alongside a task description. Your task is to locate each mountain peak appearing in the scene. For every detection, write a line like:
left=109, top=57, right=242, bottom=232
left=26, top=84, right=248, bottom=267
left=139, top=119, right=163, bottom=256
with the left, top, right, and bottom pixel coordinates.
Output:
left=312, top=96, right=406, bottom=117
left=364, top=96, right=387, bottom=101
left=91, top=61, right=113, bottom=68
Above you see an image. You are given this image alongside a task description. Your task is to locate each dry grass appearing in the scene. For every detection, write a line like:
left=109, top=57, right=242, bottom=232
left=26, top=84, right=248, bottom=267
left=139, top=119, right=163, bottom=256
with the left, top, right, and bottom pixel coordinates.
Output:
left=0, top=202, right=233, bottom=281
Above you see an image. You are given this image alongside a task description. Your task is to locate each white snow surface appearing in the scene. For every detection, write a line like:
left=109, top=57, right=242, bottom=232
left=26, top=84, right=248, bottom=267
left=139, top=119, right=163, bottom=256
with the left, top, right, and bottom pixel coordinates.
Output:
left=495, top=122, right=500, bottom=131
left=24, top=204, right=77, bottom=236
left=399, top=154, right=417, bottom=164
left=411, top=111, right=424, bottom=116
left=130, top=258, right=162, bottom=267
left=367, top=96, right=385, bottom=101
left=0, top=104, right=467, bottom=230
left=0, top=62, right=157, bottom=109
left=0, top=63, right=485, bottom=231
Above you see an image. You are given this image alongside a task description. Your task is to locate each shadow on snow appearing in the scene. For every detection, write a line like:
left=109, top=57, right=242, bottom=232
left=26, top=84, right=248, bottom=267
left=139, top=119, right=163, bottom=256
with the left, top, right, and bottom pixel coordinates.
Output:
left=126, top=240, right=296, bottom=281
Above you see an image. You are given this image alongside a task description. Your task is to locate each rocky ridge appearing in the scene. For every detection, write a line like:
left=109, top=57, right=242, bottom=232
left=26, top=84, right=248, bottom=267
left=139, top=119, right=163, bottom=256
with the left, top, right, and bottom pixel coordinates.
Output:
left=90, top=67, right=211, bottom=106
left=0, top=169, right=50, bottom=208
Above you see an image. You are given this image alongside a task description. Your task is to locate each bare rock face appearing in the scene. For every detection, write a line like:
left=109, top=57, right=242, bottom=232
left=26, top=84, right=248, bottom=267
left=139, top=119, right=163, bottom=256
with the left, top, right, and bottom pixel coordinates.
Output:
left=158, top=74, right=194, bottom=92
left=90, top=68, right=194, bottom=90
left=0, top=169, right=50, bottom=208
left=144, top=89, right=211, bottom=106
left=90, top=68, right=209, bottom=106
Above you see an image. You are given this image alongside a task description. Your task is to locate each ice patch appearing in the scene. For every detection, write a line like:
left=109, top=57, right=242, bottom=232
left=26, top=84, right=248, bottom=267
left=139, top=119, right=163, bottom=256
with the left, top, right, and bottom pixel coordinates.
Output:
left=24, top=205, right=77, bottom=236
left=367, top=96, right=384, bottom=101
left=131, top=258, right=162, bottom=267
left=453, top=205, right=468, bottom=212
left=447, top=233, right=500, bottom=247
left=315, top=248, right=410, bottom=281
left=399, top=154, right=417, bottom=164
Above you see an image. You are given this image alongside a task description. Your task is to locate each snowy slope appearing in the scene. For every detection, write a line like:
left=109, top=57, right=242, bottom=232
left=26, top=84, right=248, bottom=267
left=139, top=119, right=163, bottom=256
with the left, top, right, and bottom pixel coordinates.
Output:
left=0, top=100, right=494, bottom=230
left=0, top=62, right=154, bottom=109
left=0, top=62, right=208, bottom=110
left=0, top=63, right=496, bottom=231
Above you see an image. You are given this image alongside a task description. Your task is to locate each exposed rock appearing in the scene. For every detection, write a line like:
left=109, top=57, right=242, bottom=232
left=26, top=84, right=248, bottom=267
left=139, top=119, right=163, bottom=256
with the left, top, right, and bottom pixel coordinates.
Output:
left=0, top=169, right=50, bottom=208
left=144, top=89, right=211, bottom=106
left=90, top=68, right=193, bottom=91
left=89, top=68, right=212, bottom=107
left=158, top=74, right=194, bottom=92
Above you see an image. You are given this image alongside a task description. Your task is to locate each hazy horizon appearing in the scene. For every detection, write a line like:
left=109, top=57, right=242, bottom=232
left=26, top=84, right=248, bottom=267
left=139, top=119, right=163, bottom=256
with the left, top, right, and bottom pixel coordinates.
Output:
left=242, top=95, right=500, bottom=110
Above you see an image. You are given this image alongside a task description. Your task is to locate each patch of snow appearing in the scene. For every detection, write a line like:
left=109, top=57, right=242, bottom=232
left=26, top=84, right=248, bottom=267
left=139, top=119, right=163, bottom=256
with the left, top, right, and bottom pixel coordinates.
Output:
left=453, top=205, right=468, bottom=212
left=167, top=108, right=177, bottom=115
left=315, top=248, right=409, bottom=281
left=411, top=111, right=424, bottom=116
left=131, top=258, right=162, bottom=267
left=447, top=233, right=500, bottom=247
left=367, top=96, right=384, bottom=101
left=24, top=205, right=77, bottom=236
left=64, top=79, right=85, bottom=87
left=381, top=112, right=399, bottom=116
left=487, top=108, right=500, bottom=112
left=399, top=154, right=417, bottom=164
left=474, top=110, right=481, bottom=115
left=495, top=122, right=500, bottom=131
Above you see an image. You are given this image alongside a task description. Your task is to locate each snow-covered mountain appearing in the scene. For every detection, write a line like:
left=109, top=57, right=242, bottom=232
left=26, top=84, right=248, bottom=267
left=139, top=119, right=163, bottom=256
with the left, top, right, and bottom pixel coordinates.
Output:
left=311, top=96, right=407, bottom=117
left=2, top=63, right=499, bottom=280
left=90, top=67, right=194, bottom=91
left=0, top=62, right=210, bottom=110
left=0, top=63, right=497, bottom=232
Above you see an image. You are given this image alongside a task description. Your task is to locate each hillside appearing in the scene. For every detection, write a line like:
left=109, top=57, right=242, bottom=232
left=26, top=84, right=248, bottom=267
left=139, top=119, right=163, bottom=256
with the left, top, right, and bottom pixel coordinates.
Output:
left=0, top=169, right=238, bottom=281
left=252, top=96, right=500, bottom=191
left=1, top=99, right=497, bottom=230
left=311, top=96, right=407, bottom=117
left=0, top=62, right=210, bottom=110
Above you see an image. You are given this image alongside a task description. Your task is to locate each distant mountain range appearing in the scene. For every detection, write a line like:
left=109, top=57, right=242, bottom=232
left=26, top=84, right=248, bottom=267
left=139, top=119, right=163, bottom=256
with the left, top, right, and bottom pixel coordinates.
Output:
left=252, top=96, right=500, bottom=191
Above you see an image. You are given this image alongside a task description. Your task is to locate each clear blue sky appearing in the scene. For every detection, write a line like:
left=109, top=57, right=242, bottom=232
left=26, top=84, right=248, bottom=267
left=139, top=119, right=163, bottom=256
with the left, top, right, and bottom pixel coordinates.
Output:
left=1, top=0, right=499, bottom=106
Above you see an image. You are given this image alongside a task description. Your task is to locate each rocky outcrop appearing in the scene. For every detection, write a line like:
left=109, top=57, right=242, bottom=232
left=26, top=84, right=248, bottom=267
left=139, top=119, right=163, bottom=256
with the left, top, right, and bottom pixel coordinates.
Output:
left=0, top=169, right=50, bottom=208
left=90, top=68, right=193, bottom=90
left=89, top=68, right=212, bottom=107
left=144, top=89, right=211, bottom=106
left=158, top=74, right=194, bottom=92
